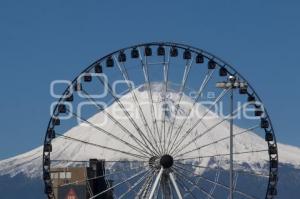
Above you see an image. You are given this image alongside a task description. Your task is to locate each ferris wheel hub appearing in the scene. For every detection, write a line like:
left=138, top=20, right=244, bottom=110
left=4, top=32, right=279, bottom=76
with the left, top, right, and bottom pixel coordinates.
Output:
left=160, top=154, right=174, bottom=169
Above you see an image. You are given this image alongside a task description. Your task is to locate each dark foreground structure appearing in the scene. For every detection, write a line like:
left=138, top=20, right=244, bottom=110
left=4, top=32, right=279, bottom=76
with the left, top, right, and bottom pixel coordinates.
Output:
left=50, top=159, right=113, bottom=199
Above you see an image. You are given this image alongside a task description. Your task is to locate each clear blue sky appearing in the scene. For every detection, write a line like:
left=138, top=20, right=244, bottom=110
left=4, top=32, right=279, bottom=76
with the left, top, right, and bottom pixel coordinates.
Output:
left=0, top=0, right=299, bottom=159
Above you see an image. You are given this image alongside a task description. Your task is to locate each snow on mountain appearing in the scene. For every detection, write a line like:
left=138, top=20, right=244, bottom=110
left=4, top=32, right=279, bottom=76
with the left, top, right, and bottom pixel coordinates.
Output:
left=1, top=83, right=300, bottom=178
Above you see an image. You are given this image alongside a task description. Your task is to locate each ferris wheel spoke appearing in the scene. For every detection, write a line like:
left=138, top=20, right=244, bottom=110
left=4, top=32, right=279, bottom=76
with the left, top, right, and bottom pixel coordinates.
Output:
left=172, top=168, right=215, bottom=199
left=137, top=171, right=155, bottom=198
left=155, top=179, right=162, bottom=199
left=174, top=149, right=268, bottom=161
left=174, top=165, right=257, bottom=199
left=89, top=169, right=150, bottom=199
left=64, top=108, right=151, bottom=157
left=175, top=124, right=259, bottom=157
left=167, top=175, right=176, bottom=199
left=148, top=167, right=164, bottom=199
left=173, top=169, right=215, bottom=199
left=79, top=88, right=156, bottom=156
left=51, top=159, right=147, bottom=164
left=173, top=104, right=253, bottom=157
left=161, top=47, right=171, bottom=155
left=176, top=102, right=247, bottom=155
left=138, top=47, right=163, bottom=154
left=174, top=101, right=248, bottom=153
left=53, top=164, right=147, bottom=189
left=169, top=88, right=230, bottom=155
left=175, top=161, right=221, bottom=171
left=55, top=133, right=148, bottom=160
left=175, top=162, right=269, bottom=178
left=134, top=173, right=152, bottom=198
left=168, top=172, right=184, bottom=199
left=166, top=69, right=215, bottom=154
left=118, top=169, right=154, bottom=199
left=117, top=169, right=137, bottom=198
left=96, top=76, right=161, bottom=155
left=174, top=176, right=198, bottom=199
left=159, top=175, right=172, bottom=199
left=112, top=55, right=162, bottom=155
left=174, top=171, right=214, bottom=199
left=165, top=57, right=194, bottom=154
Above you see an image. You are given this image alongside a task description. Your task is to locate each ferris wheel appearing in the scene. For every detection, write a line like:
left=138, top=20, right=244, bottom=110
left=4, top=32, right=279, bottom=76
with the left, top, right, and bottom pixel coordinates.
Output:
left=43, top=42, right=278, bottom=199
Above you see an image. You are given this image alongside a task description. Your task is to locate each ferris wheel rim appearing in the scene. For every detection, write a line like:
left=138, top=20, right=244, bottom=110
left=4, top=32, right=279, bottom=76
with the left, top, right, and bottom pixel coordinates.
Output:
left=43, top=42, right=278, bottom=199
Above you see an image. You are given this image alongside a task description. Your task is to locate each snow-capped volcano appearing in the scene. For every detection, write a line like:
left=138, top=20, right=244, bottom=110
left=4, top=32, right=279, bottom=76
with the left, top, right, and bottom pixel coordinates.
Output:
left=0, top=83, right=299, bottom=179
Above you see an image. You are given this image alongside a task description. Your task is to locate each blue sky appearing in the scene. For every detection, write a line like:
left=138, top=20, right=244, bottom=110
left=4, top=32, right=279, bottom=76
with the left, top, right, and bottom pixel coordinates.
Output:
left=0, top=0, right=299, bottom=159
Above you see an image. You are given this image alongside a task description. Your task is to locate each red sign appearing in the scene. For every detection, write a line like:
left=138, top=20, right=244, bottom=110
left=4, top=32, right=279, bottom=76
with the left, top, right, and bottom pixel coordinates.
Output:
left=65, top=188, right=78, bottom=199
